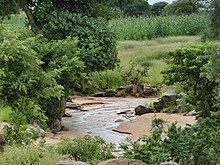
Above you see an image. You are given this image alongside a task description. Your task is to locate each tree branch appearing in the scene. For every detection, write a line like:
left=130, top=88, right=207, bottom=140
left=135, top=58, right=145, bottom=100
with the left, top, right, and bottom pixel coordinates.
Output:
left=19, top=0, right=41, bottom=34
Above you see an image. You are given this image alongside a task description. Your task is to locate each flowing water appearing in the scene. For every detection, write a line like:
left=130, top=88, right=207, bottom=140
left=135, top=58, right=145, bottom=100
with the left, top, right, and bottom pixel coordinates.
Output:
left=63, top=97, right=149, bottom=145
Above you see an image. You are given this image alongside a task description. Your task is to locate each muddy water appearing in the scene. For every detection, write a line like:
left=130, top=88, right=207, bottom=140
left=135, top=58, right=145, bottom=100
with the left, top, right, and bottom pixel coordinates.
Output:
left=63, top=97, right=150, bottom=145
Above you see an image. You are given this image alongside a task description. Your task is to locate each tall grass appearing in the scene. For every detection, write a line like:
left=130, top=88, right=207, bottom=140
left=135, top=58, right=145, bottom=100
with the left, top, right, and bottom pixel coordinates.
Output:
left=0, top=106, right=11, bottom=122
left=109, top=14, right=210, bottom=40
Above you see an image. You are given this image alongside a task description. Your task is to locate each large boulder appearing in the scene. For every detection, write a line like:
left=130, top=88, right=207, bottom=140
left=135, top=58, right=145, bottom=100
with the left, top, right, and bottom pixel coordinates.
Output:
left=153, top=99, right=164, bottom=112
left=161, top=90, right=177, bottom=108
left=184, top=110, right=198, bottom=116
left=65, top=102, right=81, bottom=110
left=50, top=119, right=62, bottom=133
left=160, top=161, right=179, bottom=165
left=135, top=105, right=153, bottom=115
left=98, top=158, right=147, bottom=165
left=56, top=160, right=88, bottom=165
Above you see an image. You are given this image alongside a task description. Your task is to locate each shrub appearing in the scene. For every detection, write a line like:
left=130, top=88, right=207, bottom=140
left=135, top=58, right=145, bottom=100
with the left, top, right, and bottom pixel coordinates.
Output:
left=121, top=118, right=220, bottom=164
left=162, top=43, right=220, bottom=117
left=90, top=69, right=124, bottom=89
left=0, top=106, right=11, bottom=122
left=0, top=25, right=62, bottom=145
left=56, top=136, right=115, bottom=165
left=0, top=145, right=61, bottom=165
left=40, top=11, right=119, bottom=73
left=121, top=118, right=167, bottom=164
left=121, top=61, right=148, bottom=85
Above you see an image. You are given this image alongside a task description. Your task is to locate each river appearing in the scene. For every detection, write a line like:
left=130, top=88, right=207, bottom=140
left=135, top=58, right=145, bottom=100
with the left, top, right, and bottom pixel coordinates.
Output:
left=63, top=97, right=149, bottom=145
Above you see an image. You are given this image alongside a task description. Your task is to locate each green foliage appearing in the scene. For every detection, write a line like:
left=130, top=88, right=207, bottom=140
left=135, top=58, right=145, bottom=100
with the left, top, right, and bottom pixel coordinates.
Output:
left=0, top=0, right=19, bottom=18
left=35, top=37, right=85, bottom=95
left=0, top=106, right=11, bottom=122
left=109, top=14, right=209, bottom=40
left=121, top=118, right=167, bottom=164
left=0, top=25, right=63, bottom=145
left=121, top=117, right=220, bottom=164
left=0, top=145, right=61, bottom=165
left=209, top=0, right=220, bottom=40
left=28, top=0, right=114, bottom=21
left=162, top=43, right=220, bottom=117
left=121, top=61, right=148, bottom=85
left=164, top=0, right=193, bottom=15
left=163, top=118, right=220, bottom=164
left=90, top=69, right=125, bottom=89
left=56, top=136, right=115, bottom=165
left=151, top=2, right=169, bottom=16
left=38, top=11, right=119, bottom=73
left=3, top=112, right=45, bottom=146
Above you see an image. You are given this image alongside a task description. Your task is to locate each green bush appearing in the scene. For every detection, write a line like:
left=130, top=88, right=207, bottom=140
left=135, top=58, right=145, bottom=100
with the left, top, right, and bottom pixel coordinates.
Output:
left=0, top=106, right=11, bottom=122
left=162, top=43, right=220, bottom=117
left=40, top=11, right=119, bottom=73
left=121, top=118, right=166, bottom=164
left=121, top=61, right=148, bottom=85
left=121, top=118, right=220, bottom=164
left=56, top=136, right=115, bottom=165
left=0, top=145, right=61, bottom=165
left=90, top=69, right=124, bottom=89
left=0, top=25, right=63, bottom=145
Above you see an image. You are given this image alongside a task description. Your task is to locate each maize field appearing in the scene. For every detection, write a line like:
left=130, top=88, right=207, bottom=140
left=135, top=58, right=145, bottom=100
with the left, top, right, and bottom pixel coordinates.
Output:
left=109, top=14, right=210, bottom=40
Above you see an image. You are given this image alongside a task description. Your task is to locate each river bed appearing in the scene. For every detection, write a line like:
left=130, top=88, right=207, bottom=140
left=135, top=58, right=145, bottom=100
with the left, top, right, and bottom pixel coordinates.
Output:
left=63, top=97, right=149, bottom=145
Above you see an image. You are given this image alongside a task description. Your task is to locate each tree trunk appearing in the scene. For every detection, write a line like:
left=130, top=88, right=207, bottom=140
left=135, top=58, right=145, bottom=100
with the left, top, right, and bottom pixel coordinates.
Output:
left=19, top=0, right=41, bottom=34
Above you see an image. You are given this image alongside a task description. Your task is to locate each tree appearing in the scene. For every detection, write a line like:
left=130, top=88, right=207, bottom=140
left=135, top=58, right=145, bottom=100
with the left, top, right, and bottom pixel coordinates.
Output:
left=151, top=1, right=168, bottom=16
left=0, top=0, right=119, bottom=138
left=0, top=25, right=63, bottom=145
left=110, top=0, right=151, bottom=16
left=210, top=0, right=220, bottom=39
left=163, top=0, right=203, bottom=15
left=162, top=44, right=220, bottom=117
left=125, top=0, right=151, bottom=16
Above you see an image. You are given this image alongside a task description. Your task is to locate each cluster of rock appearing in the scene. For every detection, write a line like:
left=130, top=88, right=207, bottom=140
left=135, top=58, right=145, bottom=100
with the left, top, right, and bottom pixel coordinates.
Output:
left=56, top=159, right=179, bottom=165
left=134, top=90, right=199, bottom=117
left=135, top=90, right=177, bottom=115
left=93, top=84, right=161, bottom=98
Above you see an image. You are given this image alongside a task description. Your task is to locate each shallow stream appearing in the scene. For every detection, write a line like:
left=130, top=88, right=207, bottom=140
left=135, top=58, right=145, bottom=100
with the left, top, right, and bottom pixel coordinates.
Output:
left=63, top=97, right=148, bottom=145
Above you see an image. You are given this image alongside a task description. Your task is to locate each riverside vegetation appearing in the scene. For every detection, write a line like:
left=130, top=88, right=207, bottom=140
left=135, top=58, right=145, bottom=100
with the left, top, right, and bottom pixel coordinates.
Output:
left=1, top=0, right=220, bottom=164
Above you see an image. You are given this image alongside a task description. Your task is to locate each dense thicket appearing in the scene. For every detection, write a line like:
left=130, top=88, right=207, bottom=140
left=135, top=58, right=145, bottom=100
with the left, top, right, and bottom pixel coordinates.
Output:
left=0, top=0, right=119, bottom=145
left=162, top=44, right=220, bottom=117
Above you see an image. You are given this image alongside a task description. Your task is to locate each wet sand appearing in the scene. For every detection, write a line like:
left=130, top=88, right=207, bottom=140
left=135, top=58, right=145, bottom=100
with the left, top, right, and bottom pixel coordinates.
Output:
left=113, top=113, right=196, bottom=140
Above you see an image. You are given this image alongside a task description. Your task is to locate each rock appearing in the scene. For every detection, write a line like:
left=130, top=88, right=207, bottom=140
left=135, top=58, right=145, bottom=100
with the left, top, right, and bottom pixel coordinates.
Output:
left=153, top=99, right=164, bottom=112
left=28, top=123, right=45, bottom=136
left=98, top=158, right=147, bottom=165
left=93, top=90, right=118, bottom=97
left=161, top=90, right=177, bottom=108
left=135, top=105, right=153, bottom=115
left=63, top=112, right=72, bottom=117
left=115, top=119, right=124, bottom=123
left=56, top=160, right=88, bottom=165
left=132, top=85, right=138, bottom=95
left=115, top=85, right=133, bottom=92
left=117, top=110, right=131, bottom=115
left=0, top=129, right=4, bottom=144
left=184, top=110, right=198, bottom=116
left=160, top=161, right=179, bottom=165
left=162, top=108, right=169, bottom=113
left=143, top=84, right=152, bottom=95
left=65, top=102, right=81, bottom=110
left=50, top=119, right=62, bottom=133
